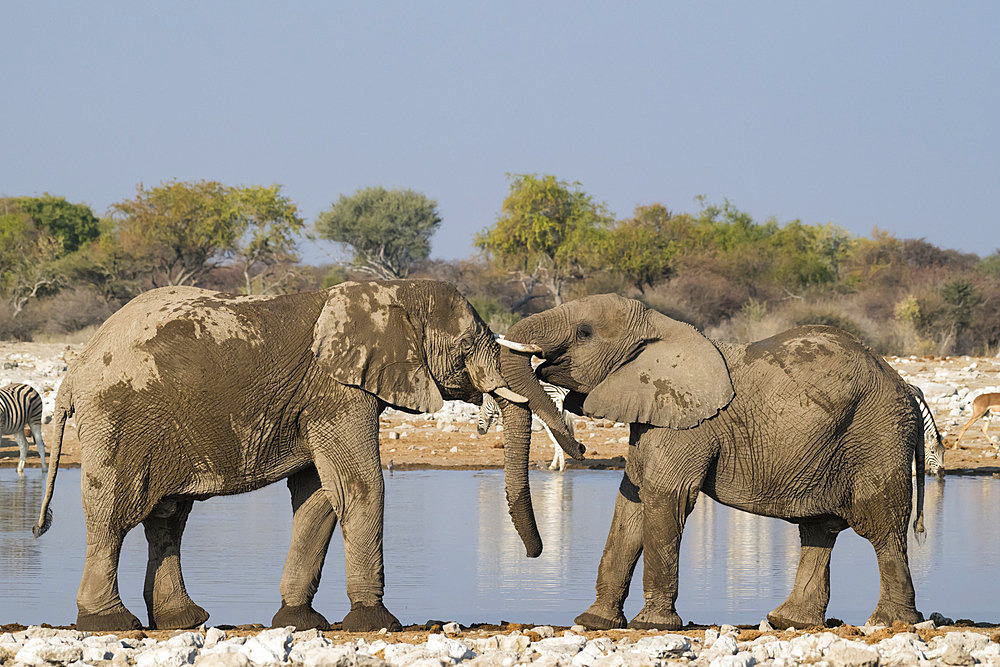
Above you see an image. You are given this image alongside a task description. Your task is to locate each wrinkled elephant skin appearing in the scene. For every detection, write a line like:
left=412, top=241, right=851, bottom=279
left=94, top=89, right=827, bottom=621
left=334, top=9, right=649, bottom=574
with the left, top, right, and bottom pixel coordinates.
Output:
left=500, top=294, right=925, bottom=630
left=34, top=280, right=542, bottom=632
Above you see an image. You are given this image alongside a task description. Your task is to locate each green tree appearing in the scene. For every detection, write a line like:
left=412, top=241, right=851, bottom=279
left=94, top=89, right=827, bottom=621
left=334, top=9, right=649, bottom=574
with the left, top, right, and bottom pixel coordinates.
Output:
left=315, top=186, right=441, bottom=280
left=0, top=200, right=65, bottom=317
left=476, top=174, right=613, bottom=307
left=601, top=204, right=678, bottom=294
left=109, top=180, right=303, bottom=289
left=13, top=194, right=100, bottom=252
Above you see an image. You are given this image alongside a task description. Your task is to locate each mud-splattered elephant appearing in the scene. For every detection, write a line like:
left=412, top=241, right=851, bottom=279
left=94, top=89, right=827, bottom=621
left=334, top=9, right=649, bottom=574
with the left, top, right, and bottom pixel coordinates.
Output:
left=499, top=294, right=925, bottom=630
left=35, top=280, right=577, bottom=632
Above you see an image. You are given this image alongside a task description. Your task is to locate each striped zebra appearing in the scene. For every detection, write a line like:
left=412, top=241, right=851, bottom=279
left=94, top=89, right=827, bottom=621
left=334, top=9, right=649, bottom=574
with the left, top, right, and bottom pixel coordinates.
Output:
left=907, top=383, right=944, bottom=477
left=478, top=383, right=576, bottom=471
left=0, top=383, right=47, bottom=476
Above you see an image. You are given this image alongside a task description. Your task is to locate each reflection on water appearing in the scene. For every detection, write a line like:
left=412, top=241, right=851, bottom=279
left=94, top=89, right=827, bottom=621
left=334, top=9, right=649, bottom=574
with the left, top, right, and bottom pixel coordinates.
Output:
left=1, top=470, right=996, bottom=626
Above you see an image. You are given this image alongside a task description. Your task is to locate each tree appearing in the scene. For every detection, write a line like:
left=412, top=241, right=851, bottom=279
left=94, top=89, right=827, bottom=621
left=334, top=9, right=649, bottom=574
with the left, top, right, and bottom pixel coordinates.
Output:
left=0, top=200, right=66, bottom=317
left=315, top=186, right=441, bottom=280
left=476, top=174, right=613, bottom=307
left=13, top=194, right=100, bottom=252
left=601, top=204, right=678, bottom=294
left=109, top=180, right=303, bottom=289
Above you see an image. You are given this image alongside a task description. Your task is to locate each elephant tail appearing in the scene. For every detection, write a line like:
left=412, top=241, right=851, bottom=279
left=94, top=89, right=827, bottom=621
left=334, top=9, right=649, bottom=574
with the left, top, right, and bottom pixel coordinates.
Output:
left=913, top=406, right=926, bottom=534
left=34, top=386, right=71, bottom=538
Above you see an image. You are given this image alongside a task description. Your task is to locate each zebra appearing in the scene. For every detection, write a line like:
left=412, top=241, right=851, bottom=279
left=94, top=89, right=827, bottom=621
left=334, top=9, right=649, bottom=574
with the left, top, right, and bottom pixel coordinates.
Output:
left=907, top=383, right=944, bottom=477
left=0, top=383, right=47, bottom=476
left=478, top=383, right=576, bottom=471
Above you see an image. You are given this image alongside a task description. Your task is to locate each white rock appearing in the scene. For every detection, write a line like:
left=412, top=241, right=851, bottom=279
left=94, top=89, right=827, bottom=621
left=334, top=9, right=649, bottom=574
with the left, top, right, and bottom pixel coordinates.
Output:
left=632, top=634, right=693, bottom=659
left=193, top=651, right=251, bottom=667
left=204, top=628, right=227, bottom=648
left=498, top=633, right=531, bottom=653
left=15, top=637, right=85, bottom=666
left=570, top=625, right=587, bottom=634
left=705, top=634, right=738, bottom=657
left=822, top=641, right=879, bottom=667
left=425, top=633, right=475, bottom=660
left=914, top=619, right=936, bottom=630
left=531, top=626, right=556, bottom=639
left=704, top=628, right=720, bottom=647
left=710, top=652, right=756, bottom=667
left=442, top=621, right=461, bottom=635
left=133, top=645, right=199, bottom=667
left=166, top=631, right=205, bottom=648
left=758, top=619, right=773, bottom=632
left=533, top=635, right=587, bottom=657
left=240, top=626, right=293, bottom=664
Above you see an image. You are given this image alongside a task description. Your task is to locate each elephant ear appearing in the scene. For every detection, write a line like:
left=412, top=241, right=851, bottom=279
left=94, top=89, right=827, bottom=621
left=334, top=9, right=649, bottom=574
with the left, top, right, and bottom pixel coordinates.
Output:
left=312, top=288, right=443, bottom=414
left=583, top=312, right=734, bottom=429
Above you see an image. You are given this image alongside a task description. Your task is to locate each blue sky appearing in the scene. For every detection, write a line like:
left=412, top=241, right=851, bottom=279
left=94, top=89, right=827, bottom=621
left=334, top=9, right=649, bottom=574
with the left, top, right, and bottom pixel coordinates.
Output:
left=3, top=2, right=998, bottom=263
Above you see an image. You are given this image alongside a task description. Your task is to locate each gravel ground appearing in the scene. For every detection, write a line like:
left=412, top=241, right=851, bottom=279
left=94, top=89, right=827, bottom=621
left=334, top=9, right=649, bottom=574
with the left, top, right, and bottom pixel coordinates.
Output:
left=3, top=618, right=1000, bottom=666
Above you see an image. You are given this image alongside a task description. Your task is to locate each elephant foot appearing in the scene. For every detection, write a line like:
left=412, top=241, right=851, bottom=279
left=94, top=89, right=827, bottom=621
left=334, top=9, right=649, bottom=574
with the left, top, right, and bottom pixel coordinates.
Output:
left=150, top=601, right=210, bottom=630
left=342, top=602, right=402, bottom=632
left=574, top=603, right=626, bottom=630
left=628, top=605, right=682, bottom=631
left=272, top=603, right=330, bottom=631
left=77, top=607, right=143, bottom=631
left=767, top=600, right=826, bottom=630
left=867, top=604, right=923, bottom=627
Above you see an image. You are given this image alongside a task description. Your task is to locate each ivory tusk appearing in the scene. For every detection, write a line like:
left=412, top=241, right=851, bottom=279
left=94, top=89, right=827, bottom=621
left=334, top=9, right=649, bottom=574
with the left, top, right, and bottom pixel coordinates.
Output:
left=494, top=387, right=530, bottom=404
left=496, top=338, right=543, bottom=355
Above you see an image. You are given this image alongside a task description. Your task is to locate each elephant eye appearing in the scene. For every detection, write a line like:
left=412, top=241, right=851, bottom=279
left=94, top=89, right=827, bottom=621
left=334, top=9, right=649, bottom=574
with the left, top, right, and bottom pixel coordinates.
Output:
left=576, top=323, right=593, bottom=340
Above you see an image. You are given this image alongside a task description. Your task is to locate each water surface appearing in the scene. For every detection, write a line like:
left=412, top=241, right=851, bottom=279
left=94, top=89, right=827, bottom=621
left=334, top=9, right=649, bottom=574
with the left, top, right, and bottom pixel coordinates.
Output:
left=0, top=469, right=995, bottom=627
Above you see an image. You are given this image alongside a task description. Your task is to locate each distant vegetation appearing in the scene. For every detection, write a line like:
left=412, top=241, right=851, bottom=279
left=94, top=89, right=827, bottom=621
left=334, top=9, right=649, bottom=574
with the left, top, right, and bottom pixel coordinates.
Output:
left=2, top=177, right=998, bottom=356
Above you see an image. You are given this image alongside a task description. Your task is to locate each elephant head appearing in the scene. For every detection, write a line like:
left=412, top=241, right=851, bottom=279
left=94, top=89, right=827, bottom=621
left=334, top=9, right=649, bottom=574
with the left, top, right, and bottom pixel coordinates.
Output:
left=500, top=294, right=735, bottom=443
left=311, top=280, right=545, bottom=556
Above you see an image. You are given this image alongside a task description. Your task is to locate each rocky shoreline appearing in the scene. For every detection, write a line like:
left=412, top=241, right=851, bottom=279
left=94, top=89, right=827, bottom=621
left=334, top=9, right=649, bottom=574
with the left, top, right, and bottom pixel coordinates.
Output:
left=4, top=619, right=1000, bottom=666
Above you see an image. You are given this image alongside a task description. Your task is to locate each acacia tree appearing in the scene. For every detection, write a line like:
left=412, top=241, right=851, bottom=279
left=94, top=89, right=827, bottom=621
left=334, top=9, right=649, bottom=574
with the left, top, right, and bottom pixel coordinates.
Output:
left=476, top=174, right=612, bottom=308
left=0, top=196, right=100, bottom=317
left=315, top=186, right=441, bottom=280
left=109, top=180, right=303, bottom=290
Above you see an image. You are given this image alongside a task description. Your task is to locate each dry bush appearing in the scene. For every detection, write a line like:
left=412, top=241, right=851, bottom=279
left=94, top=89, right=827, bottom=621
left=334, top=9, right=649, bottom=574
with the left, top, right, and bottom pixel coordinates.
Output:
left=643, top=272, right=750, bottom=330
left=24, top=287, right=114, bottom=339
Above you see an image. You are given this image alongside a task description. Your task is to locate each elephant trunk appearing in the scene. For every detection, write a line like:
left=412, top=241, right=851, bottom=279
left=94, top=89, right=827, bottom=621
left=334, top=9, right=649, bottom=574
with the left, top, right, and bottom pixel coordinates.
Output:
left=499, top=323, right=585, bottom=460
left=497, top=395, right=542, bottom=557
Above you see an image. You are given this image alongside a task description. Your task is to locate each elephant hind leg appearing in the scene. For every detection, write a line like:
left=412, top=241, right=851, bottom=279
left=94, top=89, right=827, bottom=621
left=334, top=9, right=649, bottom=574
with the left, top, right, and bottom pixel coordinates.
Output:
left=77, top=523, right=142, bottom=631
left=862, top=529, right=922, bottom=626
left=767, top=517, right=846, bottom=630
left=142, top=497, right=209, bottom=630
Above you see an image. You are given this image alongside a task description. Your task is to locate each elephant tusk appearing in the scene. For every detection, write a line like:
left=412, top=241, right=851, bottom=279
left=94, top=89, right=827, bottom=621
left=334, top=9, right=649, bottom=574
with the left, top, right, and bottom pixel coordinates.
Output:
left=494, top=387, right=530, bottom=404
left=496, top=338, right=543, bottom=355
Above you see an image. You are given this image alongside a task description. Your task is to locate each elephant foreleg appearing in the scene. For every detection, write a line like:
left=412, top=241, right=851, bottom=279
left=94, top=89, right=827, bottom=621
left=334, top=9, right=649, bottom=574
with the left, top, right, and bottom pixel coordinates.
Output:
left=768, top=519, right=844, bottom=629
left=272, top=466, right=335, bottom=630
left=628, top=480, right=701, bottom=631
left=308, top=409, right=402, bottom=633
left=142, top=498, right=208, bottom=630
left=575, top=472, right=643, bottom=630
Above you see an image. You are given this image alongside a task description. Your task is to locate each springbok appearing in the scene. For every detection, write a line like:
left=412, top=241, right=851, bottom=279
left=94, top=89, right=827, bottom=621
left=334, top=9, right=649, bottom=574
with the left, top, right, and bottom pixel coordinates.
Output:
left=954, top=392, right=1000, bottom=447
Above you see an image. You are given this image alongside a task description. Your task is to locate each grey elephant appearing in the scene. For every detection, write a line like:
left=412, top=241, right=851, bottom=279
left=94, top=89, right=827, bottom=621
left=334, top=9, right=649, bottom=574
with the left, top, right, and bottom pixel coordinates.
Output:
left=498, top=294, right=925, bottom=630
left=34, top=280, right=582, bottom=632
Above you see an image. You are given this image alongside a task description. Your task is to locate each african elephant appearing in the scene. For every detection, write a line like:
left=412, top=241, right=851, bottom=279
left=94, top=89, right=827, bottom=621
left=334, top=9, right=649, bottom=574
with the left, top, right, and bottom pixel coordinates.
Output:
left=498, top=294, right=925, bottom=630
left=34, top=280, right=578, bottom=632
